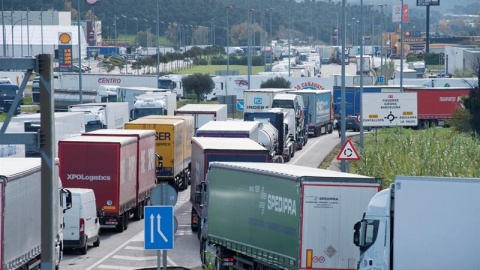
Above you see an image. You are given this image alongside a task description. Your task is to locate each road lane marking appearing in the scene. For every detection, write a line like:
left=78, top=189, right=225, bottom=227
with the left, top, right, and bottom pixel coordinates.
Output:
left=112, top=255, right=157, bottom=261
left=85, top=190, right=190, bottom=270
left=124, top=246, right=144, bottom=250
left=292, top=134, right=337, bottom=166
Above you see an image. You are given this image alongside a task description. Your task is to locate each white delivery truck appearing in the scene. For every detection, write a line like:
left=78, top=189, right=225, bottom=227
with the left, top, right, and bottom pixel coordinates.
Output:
left=64, top=188, right=101, bottom=255
left=354, top=176, right=480, bottom=270
left=131, top=92, right=177, bottom=119
left=0, top=122, right=26, bottom=157
left=68, top=102, right=129, bottom=132
left=96, top=85, right=119, bottom=103
left=244, top=88, right=292, bottom=113
left=195, top=120, right=261, bottom=142
left=10, top=112, right=85, bottom=157
left=356, top=55, right=372, bottom=75
left=0, top=158, right=71, bottom=270
left=174, top=104, right=227, bottom=130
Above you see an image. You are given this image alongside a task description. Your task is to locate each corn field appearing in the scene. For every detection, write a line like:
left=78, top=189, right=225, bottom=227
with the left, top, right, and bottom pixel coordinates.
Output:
left=352, top=127, right=480, bottom=188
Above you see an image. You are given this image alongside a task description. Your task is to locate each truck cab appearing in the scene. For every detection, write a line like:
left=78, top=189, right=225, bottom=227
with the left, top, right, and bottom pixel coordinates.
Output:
left=354, top=187, right=392, bottom=270
left=272, top=94, right=307, bottom=149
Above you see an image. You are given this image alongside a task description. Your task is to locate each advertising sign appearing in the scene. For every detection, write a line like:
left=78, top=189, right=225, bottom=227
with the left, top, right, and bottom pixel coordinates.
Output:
left=58, top=32, right=73, bottom=72
left=362, top=92, right=418, bottom=127
left=403, top=4, right=408, bottom=23
left=392, top=4, right=402, bottom=23
left=417, top=0, right=440, bottom=6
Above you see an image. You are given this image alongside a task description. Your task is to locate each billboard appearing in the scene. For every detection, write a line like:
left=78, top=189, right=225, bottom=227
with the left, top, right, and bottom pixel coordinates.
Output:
left=417, top=0, right=440, bottom=6
left=362, top=92, right=418, bottom=127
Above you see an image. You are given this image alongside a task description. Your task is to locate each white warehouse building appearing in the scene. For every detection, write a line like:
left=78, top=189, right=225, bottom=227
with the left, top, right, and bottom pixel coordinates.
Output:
left=445, top=46, right=480, bottom=76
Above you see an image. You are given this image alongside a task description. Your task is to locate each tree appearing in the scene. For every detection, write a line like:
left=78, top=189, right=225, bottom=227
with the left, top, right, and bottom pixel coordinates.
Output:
left=463, top=58, right=480, bottom=135
left=182, top=73, right=214, bottom=103
left=260, top=77, right=291, bottom=88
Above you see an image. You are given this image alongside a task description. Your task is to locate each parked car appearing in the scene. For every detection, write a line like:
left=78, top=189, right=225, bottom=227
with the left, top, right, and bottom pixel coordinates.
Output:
left=321, top=57, right=330, bottom=64
left=345, top=116, right=371, bottom=132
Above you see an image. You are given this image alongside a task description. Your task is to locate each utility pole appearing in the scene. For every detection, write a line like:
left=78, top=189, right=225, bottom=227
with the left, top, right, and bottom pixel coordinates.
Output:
left=1, top=0, right=5, bottom=57
left=77, top=0, right=83, bottom=103
left=340, top=0, right=346, bottom=172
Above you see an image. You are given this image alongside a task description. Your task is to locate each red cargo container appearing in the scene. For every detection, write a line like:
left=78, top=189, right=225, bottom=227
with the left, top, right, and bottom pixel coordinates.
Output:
left=59, top=136, right=137, bottom=232
left=405, top=88, right=470, bottom=127
left=82, top=129, right=156, bottom=220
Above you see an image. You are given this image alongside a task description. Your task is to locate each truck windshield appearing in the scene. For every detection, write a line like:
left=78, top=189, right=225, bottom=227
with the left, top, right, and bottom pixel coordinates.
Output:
left=360, top=220, right=379, bottom=254
left=134, top=108, right=165, bottom=119
left=0, top=87, right=17, bottom=98
left=85, top=121, right=103, bottom=132
left=158, top=80, right=174, bottom=90
left=272, top=100, right=294, bottom=109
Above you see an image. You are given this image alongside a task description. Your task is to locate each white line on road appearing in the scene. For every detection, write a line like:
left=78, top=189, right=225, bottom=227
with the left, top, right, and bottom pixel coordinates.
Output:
left=112, top=255, right=157, bottom=261
left=97, top=265, right=157, bottom=270
left=85, top=190, right=190, bottom=270
left=124, top=246, right=145, bottom=250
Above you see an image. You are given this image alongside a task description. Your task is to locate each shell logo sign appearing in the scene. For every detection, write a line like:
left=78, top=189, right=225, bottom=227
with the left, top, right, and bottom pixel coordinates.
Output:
left=59, top=33, right=72, bottom=45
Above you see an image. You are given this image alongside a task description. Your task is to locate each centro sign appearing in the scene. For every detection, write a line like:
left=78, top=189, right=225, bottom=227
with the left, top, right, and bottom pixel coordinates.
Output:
left=98, top=77, right=122, bottom=84
left=362, top=92, right=418, bottom=127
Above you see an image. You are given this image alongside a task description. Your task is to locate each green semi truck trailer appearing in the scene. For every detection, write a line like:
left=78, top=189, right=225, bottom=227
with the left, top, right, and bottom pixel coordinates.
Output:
left=197, top=162, right=381, bottom=270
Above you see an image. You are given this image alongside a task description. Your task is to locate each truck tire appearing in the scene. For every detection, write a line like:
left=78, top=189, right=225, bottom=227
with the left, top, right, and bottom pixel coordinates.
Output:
left=133, top=204, right=142, bottom=220
left=116, top=219, right=124, bottom=232
left=93, top=235, right=100, bottom=247
left=124, top=212, right=129, bottom=231
left=291, top=144, right=296, bottom=158
left=80, top=237, right=88, bottom=255
left=200, top=239, right=207, bottom=267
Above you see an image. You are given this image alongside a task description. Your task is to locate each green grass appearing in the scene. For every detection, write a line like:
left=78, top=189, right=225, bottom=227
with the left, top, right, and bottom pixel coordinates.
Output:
left=426, top=65, right=444, bottom=71
left=0, top=113, right=6, bottom=122
left=173, top=65, right=266, bottom=76
left=351, top=127, right=480, bottom=188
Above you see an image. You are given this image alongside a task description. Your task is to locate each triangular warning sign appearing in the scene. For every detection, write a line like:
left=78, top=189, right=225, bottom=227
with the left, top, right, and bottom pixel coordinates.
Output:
left=336, top=140, right=360, bottom=161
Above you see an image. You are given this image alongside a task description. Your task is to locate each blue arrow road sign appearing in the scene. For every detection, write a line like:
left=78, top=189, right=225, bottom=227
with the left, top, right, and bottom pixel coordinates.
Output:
left=236, top=101, right=244, bottom=111
left=144, top=206, right=174, bottom=250
left=377, top=76, right=384, bottom=83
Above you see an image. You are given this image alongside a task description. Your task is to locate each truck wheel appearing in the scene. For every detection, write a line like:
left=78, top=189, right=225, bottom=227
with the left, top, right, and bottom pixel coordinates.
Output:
left=200, top=240, right=207, bottom=267
left=133, top=205, right=142, bottom=221
left=116, top=219, right=125, bottom=232
left=80, top=238, right=88, bottom=255
left=124, top=212, right=129, bottom=231
left=283, top=153, right=291, bottom=163
left=93, top=235, right=100, bottom=247
left=291, top=145, right=296, bottom=158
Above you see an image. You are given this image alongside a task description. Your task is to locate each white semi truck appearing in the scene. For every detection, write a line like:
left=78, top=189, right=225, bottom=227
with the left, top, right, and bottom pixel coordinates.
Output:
left=0, top=158, right=71, bottom=270
left=68, top=102, right=129, bottom=132
left=131, top=92, right=177, bottom=120
left=354, top=176, right=480, bottom=270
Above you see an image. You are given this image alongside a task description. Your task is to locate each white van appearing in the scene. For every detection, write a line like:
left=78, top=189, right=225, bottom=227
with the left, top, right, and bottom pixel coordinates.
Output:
left=64, top=188, right=101, bottom=254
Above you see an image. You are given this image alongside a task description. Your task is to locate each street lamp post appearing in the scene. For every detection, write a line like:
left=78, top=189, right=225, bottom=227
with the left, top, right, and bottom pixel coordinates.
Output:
left=114, top=15, right=118, bottom=55
left=121, top=15, right=128, bottom=74
left=226, top=5, right=233, bottom=77
left=1, top=0, right=5, bottom=57
left=77, top=0, right=83, bottom=103
left=156, top=0, right=160, bottom=78
left=41, top=8, right=44, bottom=54
left=132, top=17, right=138, bottom=47
left=378, top=4, right=387, bottom=80
left=27, top=8, right=30, bottom=56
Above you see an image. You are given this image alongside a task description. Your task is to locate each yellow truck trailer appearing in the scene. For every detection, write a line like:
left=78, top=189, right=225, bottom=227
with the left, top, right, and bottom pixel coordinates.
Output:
left=125, top=118, right=188, bottom=189
left=143, top=115, right=194, bottom=173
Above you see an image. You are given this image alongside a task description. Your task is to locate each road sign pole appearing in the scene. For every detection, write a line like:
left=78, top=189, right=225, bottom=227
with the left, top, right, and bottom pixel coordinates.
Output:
left=157, top=250, right=161, bottom=270
left=162, top=186, right=167, bottom=270
left=163, top=250, right=167, bottom=270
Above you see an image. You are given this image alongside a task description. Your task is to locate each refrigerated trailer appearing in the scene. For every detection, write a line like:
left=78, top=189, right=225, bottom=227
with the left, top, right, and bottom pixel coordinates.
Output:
left=198, top=162, right=381, bottom=270
left=175, top=104, right=227, bottom=130
left=289, top=90, right=333, bottom=136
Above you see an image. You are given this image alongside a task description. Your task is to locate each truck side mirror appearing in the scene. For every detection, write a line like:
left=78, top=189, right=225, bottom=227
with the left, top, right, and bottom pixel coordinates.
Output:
left=353, top=221, right=361, bottom=246
left=61, top=188, right=72, bottom=212
left=194, top=192, right=202, bottom=206
left=156, top=154, right=163, bottom=170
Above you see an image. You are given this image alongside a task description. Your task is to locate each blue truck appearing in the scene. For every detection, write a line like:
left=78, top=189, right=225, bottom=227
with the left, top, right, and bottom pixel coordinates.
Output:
left=190, top=137, right=270, bottom=233
left=0, top=84, right=22, bottom=115
left=290, top=90, right=334, bottom=137
left=333, top=86, right=382, bottom=119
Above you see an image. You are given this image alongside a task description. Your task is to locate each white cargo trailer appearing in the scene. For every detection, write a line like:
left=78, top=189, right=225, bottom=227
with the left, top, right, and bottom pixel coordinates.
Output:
left=10, top=112, right=85, bottom=157
left=244, top=88, right=291, bottom=113
left=174, top=104, right=227, bottom=130
left=68, top=102, right=129, bottom=132
left=355, top=176, right=480, bottom=270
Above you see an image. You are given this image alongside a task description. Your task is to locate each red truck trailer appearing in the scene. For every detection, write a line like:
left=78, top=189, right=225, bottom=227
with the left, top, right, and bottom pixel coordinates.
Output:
left=404, top=87, right=470, bottom=127
left=59, top=136, right=137, bottom=232
left=82, top=129, right=156, bottom=220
